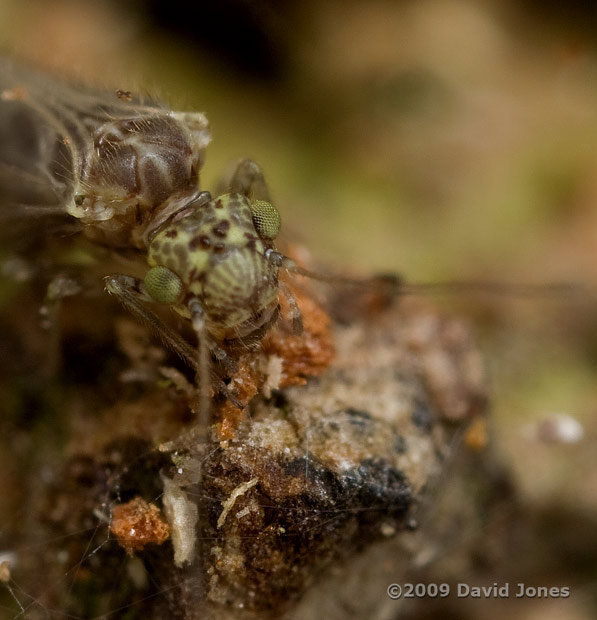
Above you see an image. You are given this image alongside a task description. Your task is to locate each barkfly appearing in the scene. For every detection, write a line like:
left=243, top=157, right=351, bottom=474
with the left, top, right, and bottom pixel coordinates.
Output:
left=0, top=57, right=587, bottom=432
left=0, top=57, right=326, bottom=429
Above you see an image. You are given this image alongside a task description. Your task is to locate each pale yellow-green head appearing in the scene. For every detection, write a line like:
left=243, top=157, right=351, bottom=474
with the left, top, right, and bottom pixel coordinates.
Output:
left=144, top=193, right=282, bottom=331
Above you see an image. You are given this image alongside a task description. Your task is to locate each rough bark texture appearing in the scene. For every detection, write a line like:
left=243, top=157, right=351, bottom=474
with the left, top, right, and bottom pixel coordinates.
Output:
left=1, top=280, right=488, bottom=619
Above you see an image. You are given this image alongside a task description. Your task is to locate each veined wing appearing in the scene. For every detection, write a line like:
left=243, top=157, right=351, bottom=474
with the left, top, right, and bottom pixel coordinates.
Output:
left=0, top=56, right=210, bottom=250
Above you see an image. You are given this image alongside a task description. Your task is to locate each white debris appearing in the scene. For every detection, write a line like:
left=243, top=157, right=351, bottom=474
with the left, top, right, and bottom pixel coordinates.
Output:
left=217, top=478, right=259, bottom=530
left=261, top=355, right=283, bottom=398
left=0, top=551, right=16, bottom=579
left=0, top=560, right=11, bottom=583
left=126, top=557, right=148, bottom=589
left=235, top=506, right=251, bottom=520
left=528, top=413, right=584, bottom=444
left=161, top=475, right=199, bottom=567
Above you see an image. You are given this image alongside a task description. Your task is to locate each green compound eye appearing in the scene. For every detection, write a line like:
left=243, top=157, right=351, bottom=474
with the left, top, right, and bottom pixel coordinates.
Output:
left=144, top=266, right=184, bottom=303
left=250, top=200, right=281, bottom=240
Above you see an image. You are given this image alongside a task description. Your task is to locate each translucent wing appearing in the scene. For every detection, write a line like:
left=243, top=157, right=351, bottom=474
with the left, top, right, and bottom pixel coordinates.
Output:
left=0, top=56, right=210, bottom=251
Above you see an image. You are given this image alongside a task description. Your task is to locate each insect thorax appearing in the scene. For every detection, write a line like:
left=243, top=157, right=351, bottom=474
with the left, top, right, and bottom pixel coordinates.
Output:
left=67, top=112, right=211, bottom=248
left=148, top=193, right=280, bottom=336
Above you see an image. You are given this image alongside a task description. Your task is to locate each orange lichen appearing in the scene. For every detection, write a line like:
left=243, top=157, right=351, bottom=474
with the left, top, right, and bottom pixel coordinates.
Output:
left=262, top=279, right=335, bottom=387
left=1, top=85, right=27, bottom=101
left=464, top=416, right=488, bottom=451
left=216, top=357, right=260, bottom=440
left=110, top=497, right=170, bottom=555
left=215, top=280, right=335, bottom=441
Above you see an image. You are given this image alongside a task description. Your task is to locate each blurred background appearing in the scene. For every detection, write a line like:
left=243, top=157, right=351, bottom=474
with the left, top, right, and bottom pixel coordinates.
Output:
left=0, top=0, right=596, bottom=618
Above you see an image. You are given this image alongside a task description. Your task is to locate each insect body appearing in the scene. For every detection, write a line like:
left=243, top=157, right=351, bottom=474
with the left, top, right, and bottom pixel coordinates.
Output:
left=104, top=179, right=296, bottom=390
left=0, top=57, right=303, bottom=418
left=70, top=113, right=210, bottom=249
left=145, top=192, right=281, bottom=339
left=0, top=57, right=211, bottom=250
left=1, top=57, right=581, bottom=427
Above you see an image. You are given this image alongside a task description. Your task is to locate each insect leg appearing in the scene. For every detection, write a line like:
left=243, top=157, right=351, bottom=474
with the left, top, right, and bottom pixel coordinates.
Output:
left=105, top=274, right=201, bottom=369
left=40, top=273, right=82, bottom=377
left=211, top=345, right=239, bottom=376
left=264, top=250, right=319, bottom=281
left=188, top=298, right=211, bottom=437
left=220, top=158, right=271, bottom=202
left=105, top=275, right=243, bottom=410
left=278, top=280, right=303, bottom=334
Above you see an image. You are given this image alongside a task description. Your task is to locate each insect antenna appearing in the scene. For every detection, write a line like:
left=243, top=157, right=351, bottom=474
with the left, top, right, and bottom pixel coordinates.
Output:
left=273, top=249, right=593, bottom=303
left=188, top=298, right=211, bottom=439
left=395, top=279, right=593, bottom=300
